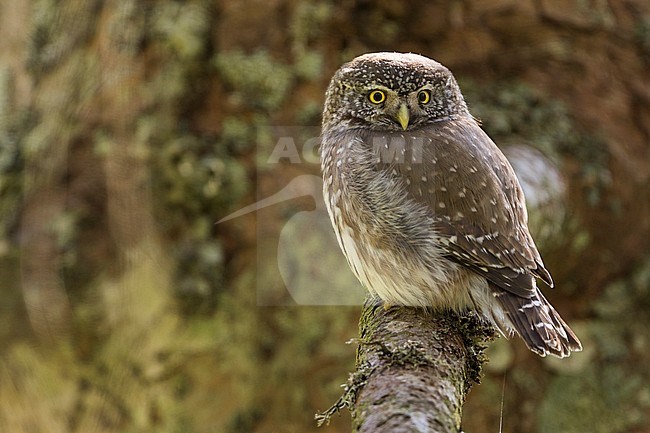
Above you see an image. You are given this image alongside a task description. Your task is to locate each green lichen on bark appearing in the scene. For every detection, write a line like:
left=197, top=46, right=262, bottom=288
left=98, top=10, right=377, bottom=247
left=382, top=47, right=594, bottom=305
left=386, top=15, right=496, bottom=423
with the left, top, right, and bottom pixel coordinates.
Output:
left=2, top=1, right=250, bottom=430
left=214, top=50, right=294, bottom=110
left=539, top=365, right=646, bottom=433
left=0, top=69, right=31, bottom=245
left=317, top=297, right=495, bottom=432
left=461, top=79, right=610, bottom=206
left=538, top=255, right=650, bottom=432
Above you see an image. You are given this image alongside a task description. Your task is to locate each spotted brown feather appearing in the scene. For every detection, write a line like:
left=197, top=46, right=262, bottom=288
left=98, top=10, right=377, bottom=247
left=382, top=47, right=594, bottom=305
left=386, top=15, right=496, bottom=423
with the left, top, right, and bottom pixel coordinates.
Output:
left=321, top=52, right=582, bottom=357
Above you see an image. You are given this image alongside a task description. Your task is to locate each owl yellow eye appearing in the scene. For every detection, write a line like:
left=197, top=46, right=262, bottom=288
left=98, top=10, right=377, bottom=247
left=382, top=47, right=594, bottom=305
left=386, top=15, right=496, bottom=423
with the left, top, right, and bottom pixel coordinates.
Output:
left=417, top=90, right=431, bottom=104
left=368, top=90, right=386, bottom=104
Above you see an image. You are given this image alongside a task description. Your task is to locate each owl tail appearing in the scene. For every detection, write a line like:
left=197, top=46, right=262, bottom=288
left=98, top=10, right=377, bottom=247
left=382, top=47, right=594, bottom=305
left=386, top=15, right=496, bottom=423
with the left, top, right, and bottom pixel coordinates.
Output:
left=492, top=285, right=582, bottom=358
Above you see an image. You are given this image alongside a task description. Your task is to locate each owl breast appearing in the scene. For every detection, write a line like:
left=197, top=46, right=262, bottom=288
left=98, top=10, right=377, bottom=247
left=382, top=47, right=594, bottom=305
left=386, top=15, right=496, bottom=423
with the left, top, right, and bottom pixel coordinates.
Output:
left=321, top=127, right=490, bottom=311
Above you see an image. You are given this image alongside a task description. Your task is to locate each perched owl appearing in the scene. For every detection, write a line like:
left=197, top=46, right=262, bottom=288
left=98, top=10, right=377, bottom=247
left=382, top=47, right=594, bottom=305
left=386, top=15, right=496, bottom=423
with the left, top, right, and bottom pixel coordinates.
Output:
left=320, top=52, right=582, bottom=357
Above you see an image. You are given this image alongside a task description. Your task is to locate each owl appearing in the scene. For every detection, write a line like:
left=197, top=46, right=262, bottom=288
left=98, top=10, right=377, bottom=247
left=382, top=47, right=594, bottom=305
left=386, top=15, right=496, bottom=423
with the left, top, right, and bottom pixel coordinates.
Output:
left=320, top=52, right=582, bottom=357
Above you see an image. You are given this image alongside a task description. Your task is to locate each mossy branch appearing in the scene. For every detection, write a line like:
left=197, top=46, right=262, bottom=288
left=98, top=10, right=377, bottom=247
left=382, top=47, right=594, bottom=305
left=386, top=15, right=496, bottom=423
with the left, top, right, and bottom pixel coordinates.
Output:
left=317, top=296, right=495, bottom=432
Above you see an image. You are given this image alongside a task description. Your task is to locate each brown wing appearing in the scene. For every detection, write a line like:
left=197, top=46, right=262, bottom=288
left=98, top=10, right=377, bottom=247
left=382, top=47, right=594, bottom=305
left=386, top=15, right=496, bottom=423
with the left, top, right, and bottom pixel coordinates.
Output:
left=365, top=116, right=552, bottom=298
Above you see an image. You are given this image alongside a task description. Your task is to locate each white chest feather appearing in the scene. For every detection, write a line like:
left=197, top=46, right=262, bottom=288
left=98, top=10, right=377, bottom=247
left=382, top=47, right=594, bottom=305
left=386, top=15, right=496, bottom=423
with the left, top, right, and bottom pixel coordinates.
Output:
left=322, top=178, right=510, bottom=334
left=324, top=182, right=460, bottom=308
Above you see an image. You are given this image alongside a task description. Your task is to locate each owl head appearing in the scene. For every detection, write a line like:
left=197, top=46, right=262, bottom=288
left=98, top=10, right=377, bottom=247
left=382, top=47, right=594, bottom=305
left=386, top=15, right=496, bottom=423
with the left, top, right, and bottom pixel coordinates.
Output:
left=322, top=52, right=469, bottom=132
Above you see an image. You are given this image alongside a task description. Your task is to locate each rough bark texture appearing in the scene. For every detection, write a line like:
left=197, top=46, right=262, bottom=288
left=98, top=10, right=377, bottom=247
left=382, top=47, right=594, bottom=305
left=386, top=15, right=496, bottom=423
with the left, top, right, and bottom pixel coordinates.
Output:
left=353, top=299, right=493, bottom=432
left=317, top=298, right=495, bottom=432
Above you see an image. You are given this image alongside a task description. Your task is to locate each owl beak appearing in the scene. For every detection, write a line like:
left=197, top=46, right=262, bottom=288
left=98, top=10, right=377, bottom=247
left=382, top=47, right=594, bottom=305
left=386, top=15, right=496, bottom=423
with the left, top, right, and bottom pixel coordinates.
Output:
left=396, top=104, right=410, bottom=130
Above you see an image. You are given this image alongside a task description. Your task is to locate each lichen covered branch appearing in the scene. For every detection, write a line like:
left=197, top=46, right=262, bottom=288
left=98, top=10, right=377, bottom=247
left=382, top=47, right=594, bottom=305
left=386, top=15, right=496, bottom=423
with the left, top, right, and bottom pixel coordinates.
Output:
left=317, top=296, right=495, bottom=432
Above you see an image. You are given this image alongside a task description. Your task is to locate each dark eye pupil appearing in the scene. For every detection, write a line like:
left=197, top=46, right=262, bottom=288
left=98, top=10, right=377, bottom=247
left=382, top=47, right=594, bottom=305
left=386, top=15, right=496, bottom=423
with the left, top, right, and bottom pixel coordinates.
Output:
left=369, top=91, right=384, bottom=104
left=419, top=91, right=429, bottom=103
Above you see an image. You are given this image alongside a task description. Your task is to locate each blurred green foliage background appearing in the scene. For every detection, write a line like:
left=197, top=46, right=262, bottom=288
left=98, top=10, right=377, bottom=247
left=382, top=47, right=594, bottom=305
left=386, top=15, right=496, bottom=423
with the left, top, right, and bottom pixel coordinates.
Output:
left=0, top=1, right=649, bottom=432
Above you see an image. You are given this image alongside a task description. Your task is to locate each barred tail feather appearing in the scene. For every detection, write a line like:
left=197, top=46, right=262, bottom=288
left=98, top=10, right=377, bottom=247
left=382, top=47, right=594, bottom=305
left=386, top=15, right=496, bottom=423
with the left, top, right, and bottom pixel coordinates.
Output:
left=492, top=284, right=582, bottom=358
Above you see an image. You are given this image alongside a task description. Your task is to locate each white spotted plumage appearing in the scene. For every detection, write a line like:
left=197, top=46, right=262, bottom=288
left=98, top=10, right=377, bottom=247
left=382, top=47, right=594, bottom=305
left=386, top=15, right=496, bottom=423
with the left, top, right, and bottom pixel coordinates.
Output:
left=321, top=52, right=582, bottom=357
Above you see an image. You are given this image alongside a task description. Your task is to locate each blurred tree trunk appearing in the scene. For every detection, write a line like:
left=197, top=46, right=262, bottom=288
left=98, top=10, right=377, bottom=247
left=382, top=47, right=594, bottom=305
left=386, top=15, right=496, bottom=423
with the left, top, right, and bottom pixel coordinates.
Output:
left=0, top=1, right=649, bottom=433
left=0, top=2, right=203, bottom=432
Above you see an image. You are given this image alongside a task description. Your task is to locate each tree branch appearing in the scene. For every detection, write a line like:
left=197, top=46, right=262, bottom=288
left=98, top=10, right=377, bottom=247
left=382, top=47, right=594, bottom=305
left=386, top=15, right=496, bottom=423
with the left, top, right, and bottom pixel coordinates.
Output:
left=317, top=296, right=495, bottom=432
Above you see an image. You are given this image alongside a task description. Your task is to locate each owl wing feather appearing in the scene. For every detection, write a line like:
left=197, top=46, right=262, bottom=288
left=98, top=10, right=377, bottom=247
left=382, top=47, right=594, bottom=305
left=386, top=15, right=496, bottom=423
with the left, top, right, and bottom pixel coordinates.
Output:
left=366, top=116, right=552, bottom=299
